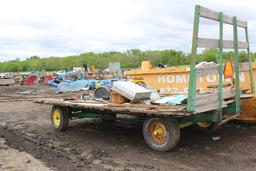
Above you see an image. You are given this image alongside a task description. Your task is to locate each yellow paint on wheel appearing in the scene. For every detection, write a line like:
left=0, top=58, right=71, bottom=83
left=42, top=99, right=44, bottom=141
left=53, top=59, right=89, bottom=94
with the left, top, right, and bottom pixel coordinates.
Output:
left=150, top=121, right=167, bottom=144
left=53, top=109, right=61, bottom=127
left=196, top=122, right=211, bottom=128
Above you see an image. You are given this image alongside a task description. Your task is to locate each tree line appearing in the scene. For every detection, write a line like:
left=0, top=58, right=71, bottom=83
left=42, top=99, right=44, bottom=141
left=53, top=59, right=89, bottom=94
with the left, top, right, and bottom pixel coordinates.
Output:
left=0, top=49, right=254, bottom=72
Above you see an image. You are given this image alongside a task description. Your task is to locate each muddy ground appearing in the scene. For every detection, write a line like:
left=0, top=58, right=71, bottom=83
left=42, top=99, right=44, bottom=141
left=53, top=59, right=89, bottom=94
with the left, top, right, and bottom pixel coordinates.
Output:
left=0, top=85, right=256, bottom=171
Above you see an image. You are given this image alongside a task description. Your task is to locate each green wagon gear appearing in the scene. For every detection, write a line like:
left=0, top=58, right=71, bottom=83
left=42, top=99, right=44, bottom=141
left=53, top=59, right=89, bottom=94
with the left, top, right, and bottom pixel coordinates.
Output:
left=36, top=5, right=255, bottom=152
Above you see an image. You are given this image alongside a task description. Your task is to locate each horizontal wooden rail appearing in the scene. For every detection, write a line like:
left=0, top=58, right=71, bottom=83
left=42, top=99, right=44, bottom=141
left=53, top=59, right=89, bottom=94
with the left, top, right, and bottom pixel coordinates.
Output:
left=199, top=6, right=247, bottom=28
left=196, top=62, right=251, bottom=76
left=197, top=38, right=249, bottom=49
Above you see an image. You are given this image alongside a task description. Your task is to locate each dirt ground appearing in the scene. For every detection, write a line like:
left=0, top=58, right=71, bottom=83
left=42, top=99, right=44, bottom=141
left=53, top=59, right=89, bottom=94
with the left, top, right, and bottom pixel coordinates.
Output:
left=0, top=137, right=51, bottom=171
left=1, top=85, right=256, bottom=171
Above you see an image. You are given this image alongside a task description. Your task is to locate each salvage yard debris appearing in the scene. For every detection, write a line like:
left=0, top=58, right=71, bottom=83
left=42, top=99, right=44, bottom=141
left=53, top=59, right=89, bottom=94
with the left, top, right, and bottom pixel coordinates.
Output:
left=152, top=95, right=187, bottom=105
left=31, top=5, right=256, bottom=154
left=112, top=81, right=152, bottom=101
left=0, top=78, right=15, bottom=86
left=110, top=91, right=130, bottom=104
left=1, top=4, right=256, bottom=170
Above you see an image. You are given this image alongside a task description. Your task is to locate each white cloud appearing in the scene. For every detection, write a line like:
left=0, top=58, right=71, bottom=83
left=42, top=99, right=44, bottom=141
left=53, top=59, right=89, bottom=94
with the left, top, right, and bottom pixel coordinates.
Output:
left=0, top=0, right=256, bottom=61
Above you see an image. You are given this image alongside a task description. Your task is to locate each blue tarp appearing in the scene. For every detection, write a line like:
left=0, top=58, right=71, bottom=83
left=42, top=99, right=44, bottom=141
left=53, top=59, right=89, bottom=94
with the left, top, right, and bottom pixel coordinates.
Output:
left=57, top=80, right=88, bottom=92
left=47, top=80, right=59, bottom=87
left=48, top=79, right=118, bottom=92
left=153, top=95, right=187, bottom=105
left=167, top=95, right=187, bottom=105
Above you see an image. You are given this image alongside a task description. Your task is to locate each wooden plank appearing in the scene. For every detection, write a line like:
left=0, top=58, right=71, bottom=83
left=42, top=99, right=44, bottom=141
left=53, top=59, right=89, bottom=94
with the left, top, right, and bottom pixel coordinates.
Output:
left=35, top=89, right=236, bottom=116
left=240, top=93, right=254, bottom=99
left=197, top=62, right=250, bottom=77
left=195, top=88, right=235, bottom=106
left=34, top=98, right=189, bottom=116
left=197, top=65, right=218, bottom=76
left=225, top=99, right=234, bottom=104
left=108, top=103, right=184, bottom=110
left=194, top=89, right=235, bottom=113
left=0, top=79, right=15, bottom=85
left=199, top=6, right=247, bottom=28
left=197, top=38, right=248, bottom=49
left=195, top=101, right=228, bottom=113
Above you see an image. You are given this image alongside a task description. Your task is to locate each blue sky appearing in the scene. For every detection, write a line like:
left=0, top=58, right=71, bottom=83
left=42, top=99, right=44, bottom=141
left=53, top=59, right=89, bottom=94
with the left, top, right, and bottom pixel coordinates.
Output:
left=0, top=0, right=255, bottom=61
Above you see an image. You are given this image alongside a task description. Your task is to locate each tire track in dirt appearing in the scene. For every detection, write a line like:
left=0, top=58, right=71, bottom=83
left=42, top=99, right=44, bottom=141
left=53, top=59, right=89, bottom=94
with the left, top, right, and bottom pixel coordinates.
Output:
left=0, top=125, right=93, bottom=171
left=0, top=121, right=144, bottom=171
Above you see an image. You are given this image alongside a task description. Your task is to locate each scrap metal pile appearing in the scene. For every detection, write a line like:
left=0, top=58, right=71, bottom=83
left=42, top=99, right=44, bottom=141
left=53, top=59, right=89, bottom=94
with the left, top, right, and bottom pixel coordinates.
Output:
left=45, top=78, right=245, bottom=116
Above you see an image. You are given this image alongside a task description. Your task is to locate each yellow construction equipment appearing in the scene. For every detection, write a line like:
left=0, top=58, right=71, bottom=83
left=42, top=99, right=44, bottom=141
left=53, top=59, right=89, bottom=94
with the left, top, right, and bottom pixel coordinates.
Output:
left=125, top=61, right=256, bottom=123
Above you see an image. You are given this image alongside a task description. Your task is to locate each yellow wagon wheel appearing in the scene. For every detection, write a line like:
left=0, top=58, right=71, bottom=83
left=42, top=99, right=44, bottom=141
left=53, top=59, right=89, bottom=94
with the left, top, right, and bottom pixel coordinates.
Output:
left=192, top=121, right=219, bottom=133
left=143, top=117, right=180, bottom=151
left=53, top=109, right=61, bottom=127
left=196, top=121, right=212, bottom=128
left=51, top=106, right=70, bottom=131
left=150, top=121, right=167, bottom=144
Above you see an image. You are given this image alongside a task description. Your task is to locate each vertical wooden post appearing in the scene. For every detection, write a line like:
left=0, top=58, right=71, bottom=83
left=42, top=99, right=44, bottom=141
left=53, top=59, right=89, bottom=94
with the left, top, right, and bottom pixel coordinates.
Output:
left=218, top=12, right=224, bottom=117
left=232, top=16, right=241, bottom=114
left=187, top=5, right=200, bottom=112
left=245, top=27, right=255, bottom=93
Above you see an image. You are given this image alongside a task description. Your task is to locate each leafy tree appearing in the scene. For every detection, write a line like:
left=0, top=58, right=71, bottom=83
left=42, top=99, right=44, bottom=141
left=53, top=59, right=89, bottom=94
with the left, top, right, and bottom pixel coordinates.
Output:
left=0, top=49, right=254, bottom=72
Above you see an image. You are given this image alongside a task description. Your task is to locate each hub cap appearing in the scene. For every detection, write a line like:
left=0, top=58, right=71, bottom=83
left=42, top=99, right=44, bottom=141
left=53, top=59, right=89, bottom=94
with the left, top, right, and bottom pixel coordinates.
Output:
left=149, top=121, right=167, bottom=144
left=53, top=110, right=61, bottom=127
left=197, top=121, right=211, bottom=128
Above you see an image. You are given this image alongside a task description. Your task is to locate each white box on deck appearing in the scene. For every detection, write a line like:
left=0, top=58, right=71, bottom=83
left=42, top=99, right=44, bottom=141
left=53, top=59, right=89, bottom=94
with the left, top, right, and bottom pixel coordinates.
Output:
left=112, top=81, right=151, bottom=101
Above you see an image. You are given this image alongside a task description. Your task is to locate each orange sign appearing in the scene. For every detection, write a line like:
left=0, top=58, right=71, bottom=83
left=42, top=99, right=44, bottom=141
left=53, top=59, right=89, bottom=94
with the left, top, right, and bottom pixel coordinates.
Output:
left=223, top=59, right=234, bottom=79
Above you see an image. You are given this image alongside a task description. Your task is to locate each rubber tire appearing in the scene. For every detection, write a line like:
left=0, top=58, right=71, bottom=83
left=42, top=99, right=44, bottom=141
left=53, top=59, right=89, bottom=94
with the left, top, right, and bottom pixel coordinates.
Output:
left=143, top=117, right=180, bottom=152
left=93, top=86, right=111, bottom=99
left=51, top=106, right=69, bottom=131
left=192, top=122, right=220, bottom=133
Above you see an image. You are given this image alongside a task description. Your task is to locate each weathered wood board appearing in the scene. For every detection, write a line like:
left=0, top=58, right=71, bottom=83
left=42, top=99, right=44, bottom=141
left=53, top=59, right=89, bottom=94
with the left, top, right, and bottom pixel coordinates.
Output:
left=34, top=98, right=189, bottom=117
left=199, top=6, right=247, bottom=28
left=193, top=88, right=247, bottom=113
left=197, top=38, right=248, bottom=49
left=0, top=79, right=15, bottom=85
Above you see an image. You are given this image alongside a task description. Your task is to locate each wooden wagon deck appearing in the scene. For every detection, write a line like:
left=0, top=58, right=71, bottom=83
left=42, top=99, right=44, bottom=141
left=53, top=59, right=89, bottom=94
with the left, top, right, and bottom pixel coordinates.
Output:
left=34, top=98, right=192, bottom=117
